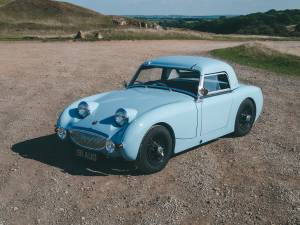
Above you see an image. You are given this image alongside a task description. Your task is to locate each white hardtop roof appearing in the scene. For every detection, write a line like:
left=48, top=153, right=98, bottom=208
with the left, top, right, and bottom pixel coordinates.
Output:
left=144, top=55, right=239, bottom=89
left=146, top=56, right=231, bottom=74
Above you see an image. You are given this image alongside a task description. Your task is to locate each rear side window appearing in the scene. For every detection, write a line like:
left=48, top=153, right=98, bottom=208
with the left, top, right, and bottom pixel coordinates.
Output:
left=204, top=73, right=230, bottom=93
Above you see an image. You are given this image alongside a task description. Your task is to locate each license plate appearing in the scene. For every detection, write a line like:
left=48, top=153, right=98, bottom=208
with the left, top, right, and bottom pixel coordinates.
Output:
left=76, top=149, right=97, bottom=162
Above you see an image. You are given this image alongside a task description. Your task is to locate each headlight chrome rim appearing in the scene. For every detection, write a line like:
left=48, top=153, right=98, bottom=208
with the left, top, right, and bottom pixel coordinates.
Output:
left=77, top=101, right=90, bottom=118
left=57, top=127, right=67, bottom=140
left=114, top=108, right=128, bottom=126
left=105, top=139, right=115, bottom=153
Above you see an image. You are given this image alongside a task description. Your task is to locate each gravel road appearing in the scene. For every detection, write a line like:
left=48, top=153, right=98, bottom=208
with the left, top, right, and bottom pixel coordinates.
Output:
left=0, top=40, right=299, bottom=225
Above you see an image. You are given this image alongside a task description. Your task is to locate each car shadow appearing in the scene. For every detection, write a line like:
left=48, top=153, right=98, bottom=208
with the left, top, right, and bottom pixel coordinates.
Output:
left=12, top=133, right=234, bottom=176
left=11, top=134, right=139, bottom=176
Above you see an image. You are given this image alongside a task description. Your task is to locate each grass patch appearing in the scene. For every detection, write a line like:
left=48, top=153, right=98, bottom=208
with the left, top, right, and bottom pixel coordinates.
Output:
left=0, top=34, right=73, bottom=41
left=0, top=0, right=12, bottom=6
left=1, top=26, right=300, bottom=42
left=0, top=29, right=209, bottom=41
left=1, top=29, right=300, bottom=42
left=211, top=43, right=300, bottom=76
left=100, top=30, right=300, bottom=41
left=100, top=29, right=207, bottom=40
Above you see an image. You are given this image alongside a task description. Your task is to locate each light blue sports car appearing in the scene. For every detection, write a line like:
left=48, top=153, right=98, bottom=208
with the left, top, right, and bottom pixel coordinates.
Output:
left=55, top=56, right=263, bottom=173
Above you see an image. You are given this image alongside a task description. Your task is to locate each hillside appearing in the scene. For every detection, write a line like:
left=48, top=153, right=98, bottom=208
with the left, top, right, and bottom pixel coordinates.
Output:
left=0, top=0, right=114, bottom=31
left=159, top=9, right=300, bottom=37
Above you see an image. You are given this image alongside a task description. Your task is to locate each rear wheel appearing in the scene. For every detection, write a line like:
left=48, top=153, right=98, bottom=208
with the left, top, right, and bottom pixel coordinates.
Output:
left=137, top=125, right=173, bottom=174
left=234, top=99, right=256, bottom=137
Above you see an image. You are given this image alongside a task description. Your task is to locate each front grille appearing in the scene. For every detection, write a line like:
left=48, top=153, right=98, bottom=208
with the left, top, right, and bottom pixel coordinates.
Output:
left=69, top=129, right=106, bottom=151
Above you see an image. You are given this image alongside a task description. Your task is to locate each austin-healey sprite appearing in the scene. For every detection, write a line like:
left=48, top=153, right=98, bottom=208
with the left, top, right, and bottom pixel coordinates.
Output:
left=55, top=56, right=263, bottom=173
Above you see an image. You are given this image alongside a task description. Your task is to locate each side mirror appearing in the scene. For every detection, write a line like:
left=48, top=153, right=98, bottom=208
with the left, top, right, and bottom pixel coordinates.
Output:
left=199, top=87, right=208, bottom=96
left=123, top=81, right=128, bottom=88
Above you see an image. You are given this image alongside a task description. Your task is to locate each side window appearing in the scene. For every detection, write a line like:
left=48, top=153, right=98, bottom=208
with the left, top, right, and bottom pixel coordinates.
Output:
left=218, top=74, right=230, bottom=90
left=204, top=73, right=230, bottom=93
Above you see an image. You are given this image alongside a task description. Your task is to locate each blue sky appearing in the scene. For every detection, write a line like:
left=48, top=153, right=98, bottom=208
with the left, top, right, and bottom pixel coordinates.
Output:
left=61, top=0, right=300, bottom=15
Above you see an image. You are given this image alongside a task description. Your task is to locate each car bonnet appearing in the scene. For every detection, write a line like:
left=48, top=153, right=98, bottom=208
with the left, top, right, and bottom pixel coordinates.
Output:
left=69, top=87, right=193, bottom=138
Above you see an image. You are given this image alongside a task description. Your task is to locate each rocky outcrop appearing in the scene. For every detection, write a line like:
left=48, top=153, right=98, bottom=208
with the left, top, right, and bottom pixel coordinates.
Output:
left=74, top=31, right=85, bottom=39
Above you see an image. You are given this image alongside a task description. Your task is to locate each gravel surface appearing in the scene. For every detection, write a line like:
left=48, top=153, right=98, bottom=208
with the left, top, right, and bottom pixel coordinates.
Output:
left=0, top=40, right=299, bottom=225
left=261, top=41, right=300, bottom=57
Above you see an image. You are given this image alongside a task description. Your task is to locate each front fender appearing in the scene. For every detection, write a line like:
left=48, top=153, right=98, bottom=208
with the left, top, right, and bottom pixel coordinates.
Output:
left=121, top=100, right=197, bottom=161
left=56, top=92, right=114, bottom=129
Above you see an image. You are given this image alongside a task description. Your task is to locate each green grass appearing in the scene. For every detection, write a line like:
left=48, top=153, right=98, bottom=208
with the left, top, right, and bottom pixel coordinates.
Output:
left=0, top=35, right=72, bottom=41
left=0, top=0, right=12, bottom=6
left=99, top=29, right=208, bottom=40
left=211, top=44, right=300, bottom=76
left=1, top=29, right=300, bottom=42
left=100, top=30, right=300, bottom=41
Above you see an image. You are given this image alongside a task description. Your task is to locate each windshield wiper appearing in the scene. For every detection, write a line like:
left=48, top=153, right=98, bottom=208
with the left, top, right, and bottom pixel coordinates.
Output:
left=146, top=82, right=173, bottom=92
left=128, top=80, right=147, bottom=88
left=133, top=81, right=145, bottom=85
left=130, top=81, right=174, bottom=92
left=149, top=81, right=168, bottom=87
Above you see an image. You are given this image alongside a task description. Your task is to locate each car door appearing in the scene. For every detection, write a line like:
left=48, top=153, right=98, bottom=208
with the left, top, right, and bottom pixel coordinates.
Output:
left=198, top=72, right=233, bottom=136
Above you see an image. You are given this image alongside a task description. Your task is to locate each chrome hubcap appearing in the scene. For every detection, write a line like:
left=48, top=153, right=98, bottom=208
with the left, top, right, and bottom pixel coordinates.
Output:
left=147, top=138, right=166, bottom=166
left=245, top=114, right=252, bottom=122
left=239, top=106, right=254, bottom=132
left=157, top=146, right=165, bottom=157
left=152, top=141, right=165, bottom=158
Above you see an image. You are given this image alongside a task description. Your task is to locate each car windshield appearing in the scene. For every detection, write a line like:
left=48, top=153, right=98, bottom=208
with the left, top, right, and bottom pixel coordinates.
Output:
left=129, top=66, right=200, bottom=97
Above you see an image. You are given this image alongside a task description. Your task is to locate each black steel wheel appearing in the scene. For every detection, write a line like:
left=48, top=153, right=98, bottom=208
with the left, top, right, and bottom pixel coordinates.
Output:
left=234, top=99, right=256, bottom=137
left=137, top=125, right=173, bottom=174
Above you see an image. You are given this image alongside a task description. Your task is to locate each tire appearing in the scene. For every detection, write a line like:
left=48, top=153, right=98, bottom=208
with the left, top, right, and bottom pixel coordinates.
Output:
left=234, top=99, right=256, bottom=137
left=136, top=125, right=173, bottom=174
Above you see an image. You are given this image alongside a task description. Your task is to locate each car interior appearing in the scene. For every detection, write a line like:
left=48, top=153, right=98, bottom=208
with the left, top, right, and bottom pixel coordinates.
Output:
left=203, top=74, right=230, bottom=92
left=132, top=67, right=230, bottom=96
left=140, top=68, right=200, bottom=95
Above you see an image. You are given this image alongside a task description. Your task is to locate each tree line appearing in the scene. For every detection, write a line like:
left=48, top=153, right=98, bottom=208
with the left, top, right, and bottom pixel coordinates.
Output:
left=159, top=9, right=300, bottom=37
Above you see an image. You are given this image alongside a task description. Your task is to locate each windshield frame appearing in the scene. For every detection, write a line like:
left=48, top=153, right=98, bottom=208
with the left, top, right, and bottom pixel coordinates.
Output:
left=128, top=65, right=201, bottom=99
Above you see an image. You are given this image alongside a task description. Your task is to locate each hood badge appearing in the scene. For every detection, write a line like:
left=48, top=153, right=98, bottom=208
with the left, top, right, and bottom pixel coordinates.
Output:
left=92, top=121, right=98, bottom=125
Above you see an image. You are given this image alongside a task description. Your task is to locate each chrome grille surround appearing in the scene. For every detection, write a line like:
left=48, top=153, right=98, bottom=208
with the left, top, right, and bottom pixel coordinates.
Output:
left=69, top=129, right=107, bottom=151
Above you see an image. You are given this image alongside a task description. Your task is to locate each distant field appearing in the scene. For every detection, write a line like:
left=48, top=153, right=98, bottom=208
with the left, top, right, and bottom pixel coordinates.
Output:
left=1, top=28, right=300, bottom=42
left=211, top=43, right=300, bottom=76
left=157, top=9, right=300, bottom=37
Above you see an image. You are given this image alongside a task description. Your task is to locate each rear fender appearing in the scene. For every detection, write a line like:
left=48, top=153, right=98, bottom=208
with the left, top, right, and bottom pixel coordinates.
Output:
left=228, top=85, right=263, bottom=131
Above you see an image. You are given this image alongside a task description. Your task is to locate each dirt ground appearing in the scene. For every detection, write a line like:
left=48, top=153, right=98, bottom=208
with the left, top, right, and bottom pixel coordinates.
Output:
left=0, top=40, right=299, bottom=225
left=261, top=41, right=300, bottom=57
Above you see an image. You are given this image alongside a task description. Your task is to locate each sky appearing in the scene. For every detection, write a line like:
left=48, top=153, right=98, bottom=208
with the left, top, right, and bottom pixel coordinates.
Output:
left=61, top=0, right=300, bottom=16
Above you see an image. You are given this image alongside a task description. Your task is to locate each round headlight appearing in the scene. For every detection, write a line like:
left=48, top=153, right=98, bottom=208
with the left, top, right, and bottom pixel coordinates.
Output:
left=114, top=108, right=128, bottom=126
left=77, top=101, right=90, bottom=118
left=105, top=139, right=115, bottom=153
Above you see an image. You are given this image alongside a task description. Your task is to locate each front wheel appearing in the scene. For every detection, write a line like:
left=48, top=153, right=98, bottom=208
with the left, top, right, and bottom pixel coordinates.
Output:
left=136, top=125, right=173, bottom=174
left=234, top=99, right=256, bottom=137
